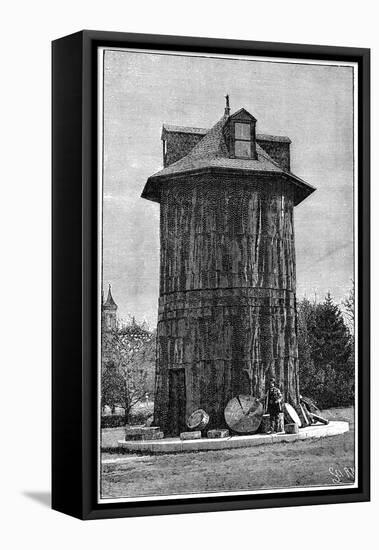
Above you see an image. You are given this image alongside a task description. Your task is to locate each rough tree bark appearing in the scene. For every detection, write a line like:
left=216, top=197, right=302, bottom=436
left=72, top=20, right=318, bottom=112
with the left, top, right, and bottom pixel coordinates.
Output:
left=154, top=174, right=300, bottom=435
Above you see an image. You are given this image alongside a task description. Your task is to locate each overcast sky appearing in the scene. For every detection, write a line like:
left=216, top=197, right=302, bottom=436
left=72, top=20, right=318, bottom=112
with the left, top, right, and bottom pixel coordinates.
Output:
left=102, top=49, right=354, bottom=327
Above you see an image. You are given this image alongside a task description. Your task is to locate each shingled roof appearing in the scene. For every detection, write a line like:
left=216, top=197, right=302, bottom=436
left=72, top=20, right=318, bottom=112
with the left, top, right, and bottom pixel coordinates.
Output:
left=161, top=124, right=291, bottom=143
left=142, top=110, right=315, bottom=206
left=161, top=124, right=209, bottom=137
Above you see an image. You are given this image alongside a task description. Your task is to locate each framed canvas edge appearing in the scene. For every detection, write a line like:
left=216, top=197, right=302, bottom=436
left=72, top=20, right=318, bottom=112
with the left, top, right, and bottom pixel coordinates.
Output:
left=52, top=30, right=370, bottom=520
left=52, top=31, right=85, bottom=520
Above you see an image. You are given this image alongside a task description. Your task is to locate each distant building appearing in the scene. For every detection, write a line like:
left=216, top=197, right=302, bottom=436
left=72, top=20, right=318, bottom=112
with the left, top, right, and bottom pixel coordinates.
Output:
left=101, top=285, right=118, bottom=364
left=102, top=284, right=118, bottom=332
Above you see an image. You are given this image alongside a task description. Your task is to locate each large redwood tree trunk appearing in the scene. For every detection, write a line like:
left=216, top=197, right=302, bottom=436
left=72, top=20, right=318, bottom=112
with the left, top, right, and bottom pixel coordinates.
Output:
left=154, top=174, right=300, bottom=436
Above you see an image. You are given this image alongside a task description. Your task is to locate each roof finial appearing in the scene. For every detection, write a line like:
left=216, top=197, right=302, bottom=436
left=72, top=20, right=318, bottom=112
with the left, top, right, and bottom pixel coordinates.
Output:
left=224, top=94, right=230, bottom=116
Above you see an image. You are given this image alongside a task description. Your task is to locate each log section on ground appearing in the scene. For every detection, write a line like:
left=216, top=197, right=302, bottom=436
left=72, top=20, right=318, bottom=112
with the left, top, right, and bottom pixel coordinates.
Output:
left=284, top=422, right=299, bottom=434
left=308, top=412, right=329, bottom=425
left=283, top=403, right=301, bottom=427
left=297, top=403, right=311, bottom=426
left=186, top=409, right=210, bottom=430
left=224, top=395, right=263, bottom=434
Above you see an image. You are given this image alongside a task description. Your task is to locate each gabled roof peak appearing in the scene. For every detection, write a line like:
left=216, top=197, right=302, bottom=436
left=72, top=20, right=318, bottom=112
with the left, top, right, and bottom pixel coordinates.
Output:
left=229, top=108, right=257, bottom=122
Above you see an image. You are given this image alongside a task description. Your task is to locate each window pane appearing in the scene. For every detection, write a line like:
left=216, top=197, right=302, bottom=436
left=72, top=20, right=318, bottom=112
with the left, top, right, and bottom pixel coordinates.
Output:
left=235, top=123, right=250, bottom=139
left=235, top=140, right=251, bottom=158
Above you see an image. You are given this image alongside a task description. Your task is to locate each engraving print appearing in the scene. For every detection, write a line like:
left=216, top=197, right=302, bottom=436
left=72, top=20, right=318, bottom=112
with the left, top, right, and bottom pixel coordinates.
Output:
left=99, top=49, right=356, bottom=502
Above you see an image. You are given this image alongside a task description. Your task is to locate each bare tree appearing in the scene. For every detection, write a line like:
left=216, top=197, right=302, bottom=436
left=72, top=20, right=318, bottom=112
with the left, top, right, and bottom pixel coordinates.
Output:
left=101, top=362, right=124, bottom=414
left=104, top=320, right=154, bottom=423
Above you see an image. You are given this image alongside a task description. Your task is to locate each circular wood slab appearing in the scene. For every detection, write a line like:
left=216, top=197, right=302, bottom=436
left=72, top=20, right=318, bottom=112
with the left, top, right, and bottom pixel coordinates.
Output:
left=224, top=395, right=263, bottom=434
left=283, top=403, right=301, bottom=427
left=186, top=409, right=210, bottom=430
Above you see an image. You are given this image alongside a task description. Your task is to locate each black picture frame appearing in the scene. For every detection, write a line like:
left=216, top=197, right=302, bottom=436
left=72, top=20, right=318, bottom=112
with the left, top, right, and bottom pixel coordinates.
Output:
left=52, top=30, right=370, bottom=520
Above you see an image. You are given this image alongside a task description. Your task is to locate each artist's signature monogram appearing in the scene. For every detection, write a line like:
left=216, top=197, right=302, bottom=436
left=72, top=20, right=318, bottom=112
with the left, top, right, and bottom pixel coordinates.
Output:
left=329, top=466, right=355, bottom=484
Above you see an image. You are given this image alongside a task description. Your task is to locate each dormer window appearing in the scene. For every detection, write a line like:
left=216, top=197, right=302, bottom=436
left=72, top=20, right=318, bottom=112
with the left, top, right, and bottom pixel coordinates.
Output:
left=235, top=123, right=252, bottom=158
left=223, top=108, right=258, bottom=160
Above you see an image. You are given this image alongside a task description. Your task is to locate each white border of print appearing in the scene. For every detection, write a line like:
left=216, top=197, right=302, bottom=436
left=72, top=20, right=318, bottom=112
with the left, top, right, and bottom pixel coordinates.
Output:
left=97, top=46, right=359, bottom=504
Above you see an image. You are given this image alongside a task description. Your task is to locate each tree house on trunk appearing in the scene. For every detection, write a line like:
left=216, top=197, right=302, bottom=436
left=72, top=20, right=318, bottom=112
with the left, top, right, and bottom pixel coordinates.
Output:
left=142, top=105, right=315, bottom=436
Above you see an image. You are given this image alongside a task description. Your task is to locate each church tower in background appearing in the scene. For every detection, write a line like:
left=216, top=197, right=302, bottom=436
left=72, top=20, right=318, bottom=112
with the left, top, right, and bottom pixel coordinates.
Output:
left=102, top=284, right=118, bottom=333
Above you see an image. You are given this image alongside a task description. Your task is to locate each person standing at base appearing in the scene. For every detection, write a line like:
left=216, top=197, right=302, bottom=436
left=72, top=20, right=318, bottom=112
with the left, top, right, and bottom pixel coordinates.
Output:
left=265, top=378, right=283, bottom=433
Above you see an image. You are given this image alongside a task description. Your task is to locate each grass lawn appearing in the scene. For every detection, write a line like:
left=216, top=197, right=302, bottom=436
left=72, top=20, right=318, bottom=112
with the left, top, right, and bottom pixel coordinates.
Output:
left=100, top=407, right=355, bottom=500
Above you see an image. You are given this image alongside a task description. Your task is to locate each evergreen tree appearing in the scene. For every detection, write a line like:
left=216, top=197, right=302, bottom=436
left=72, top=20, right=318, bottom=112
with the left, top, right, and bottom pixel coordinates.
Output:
left=298, top=298, right=324, bottom=404
left=312, top=293, right=351, bottom=370
left=298, top=292, right=354, bottom=408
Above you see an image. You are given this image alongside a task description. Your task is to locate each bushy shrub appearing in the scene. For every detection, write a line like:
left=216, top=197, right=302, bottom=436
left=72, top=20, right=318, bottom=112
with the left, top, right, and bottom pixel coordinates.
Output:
left=101, top=409, right=153, bottom=428
left=101, top=415, right=125, bottom=428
